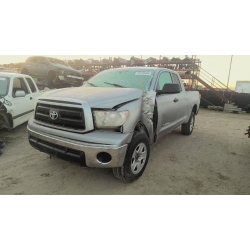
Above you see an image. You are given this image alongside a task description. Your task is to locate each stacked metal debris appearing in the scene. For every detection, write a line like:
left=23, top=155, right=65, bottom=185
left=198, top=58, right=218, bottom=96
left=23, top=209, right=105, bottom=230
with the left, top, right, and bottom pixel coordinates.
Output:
left=233, top=93, right=250, bottom=112
left=224, top=103, right=246, bottom=113
left=0, top=138, right=5, bottom=156
left=199, top=90, right=226, bottom=108
left=245, top=126, right=250, bottom=138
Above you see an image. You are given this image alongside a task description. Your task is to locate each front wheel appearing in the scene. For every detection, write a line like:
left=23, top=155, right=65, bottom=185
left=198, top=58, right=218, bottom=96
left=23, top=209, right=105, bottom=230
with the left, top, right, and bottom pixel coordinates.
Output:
left=181, top=111, right=195, bottom=135
left=112, top=132, right=150, bottom=183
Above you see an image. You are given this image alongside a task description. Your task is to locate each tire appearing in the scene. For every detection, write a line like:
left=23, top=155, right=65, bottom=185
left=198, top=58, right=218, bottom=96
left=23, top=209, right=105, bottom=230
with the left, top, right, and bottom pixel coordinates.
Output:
left=0, top=138, right=5, bottom=156
left=181, top=111, right=195, bottom=135
left=0, top=138, right=5, bottom=149
left=112, top=131, right=150, bottom=183
left=21, top=68, right=28, bottom=74
left=48, top=71, right=57, bottom=87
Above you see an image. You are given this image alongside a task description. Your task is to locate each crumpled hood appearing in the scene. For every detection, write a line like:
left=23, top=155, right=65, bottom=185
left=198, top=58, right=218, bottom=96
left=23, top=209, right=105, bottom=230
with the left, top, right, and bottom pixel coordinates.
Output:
left=53, top=64, right=82, bottom=75
left=38, top=87, right=143, bottom=108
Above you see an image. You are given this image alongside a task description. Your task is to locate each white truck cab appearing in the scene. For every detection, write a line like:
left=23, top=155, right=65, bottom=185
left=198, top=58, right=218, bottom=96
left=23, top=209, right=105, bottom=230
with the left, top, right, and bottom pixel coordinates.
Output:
left=0, top=72, right=45, bottom=129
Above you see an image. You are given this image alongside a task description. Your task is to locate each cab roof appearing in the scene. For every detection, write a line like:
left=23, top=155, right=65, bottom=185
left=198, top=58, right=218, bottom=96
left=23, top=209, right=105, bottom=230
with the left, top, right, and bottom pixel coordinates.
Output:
left=0, top=72, right=30, bottom=77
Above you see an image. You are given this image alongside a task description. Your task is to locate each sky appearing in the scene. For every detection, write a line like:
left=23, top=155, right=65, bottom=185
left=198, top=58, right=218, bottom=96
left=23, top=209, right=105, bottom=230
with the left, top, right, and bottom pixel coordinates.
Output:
left=1, top=2, right=250, bottom=90
left=0, top=55, right=249, bottom=89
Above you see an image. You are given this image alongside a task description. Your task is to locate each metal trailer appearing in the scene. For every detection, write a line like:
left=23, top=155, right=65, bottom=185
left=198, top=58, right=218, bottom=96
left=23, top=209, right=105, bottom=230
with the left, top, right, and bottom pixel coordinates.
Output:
left=235, top=81, right=250, bottom=94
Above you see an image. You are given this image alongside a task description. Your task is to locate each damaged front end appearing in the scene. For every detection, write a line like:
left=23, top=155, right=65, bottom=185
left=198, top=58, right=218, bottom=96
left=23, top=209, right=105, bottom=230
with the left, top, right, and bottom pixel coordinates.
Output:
left=140, top=91, right=156, bottom=144
left=57, top=70, right=84, bottom=87
left=0, top=101, right=12, bottom=129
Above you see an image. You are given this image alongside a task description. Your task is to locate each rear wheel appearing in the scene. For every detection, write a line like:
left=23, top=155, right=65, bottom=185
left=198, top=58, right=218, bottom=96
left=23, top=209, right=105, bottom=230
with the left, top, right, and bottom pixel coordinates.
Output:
left=21, top=68, right=28, bottom=74
left=0, top=138, right=5, bottom=156
left=112, top=132, right=150, bottom=183
left=181, top=111, right=195, bottom=135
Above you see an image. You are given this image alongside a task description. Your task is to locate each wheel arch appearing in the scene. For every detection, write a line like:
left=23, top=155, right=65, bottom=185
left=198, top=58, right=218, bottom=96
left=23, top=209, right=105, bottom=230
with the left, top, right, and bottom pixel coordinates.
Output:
left=21, top=68, right=28, bottom=74
left=134, top=121, right=150, bottom=139
left=0, top=112, right=13, bottom=129
left=47, top=69, right=57, bottom=77
left=192, top=104, right=198, bottom=115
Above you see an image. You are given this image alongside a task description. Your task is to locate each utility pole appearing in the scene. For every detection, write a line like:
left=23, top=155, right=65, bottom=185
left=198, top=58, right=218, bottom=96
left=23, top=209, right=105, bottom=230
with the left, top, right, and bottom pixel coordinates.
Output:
left=227, top=55, right=233, bottom=91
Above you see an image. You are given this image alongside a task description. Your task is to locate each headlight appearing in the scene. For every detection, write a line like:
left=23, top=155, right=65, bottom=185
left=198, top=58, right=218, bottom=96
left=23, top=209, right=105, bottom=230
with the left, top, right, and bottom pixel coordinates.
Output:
left=93, top=110, right=129, bottom=129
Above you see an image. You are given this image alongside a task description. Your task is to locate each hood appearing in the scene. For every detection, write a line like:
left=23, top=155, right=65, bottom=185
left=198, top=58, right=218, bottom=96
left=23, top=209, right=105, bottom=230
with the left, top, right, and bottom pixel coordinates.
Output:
left=53, top=64, right=81, bottom=75
left=39, top=87, right=143, bottom=108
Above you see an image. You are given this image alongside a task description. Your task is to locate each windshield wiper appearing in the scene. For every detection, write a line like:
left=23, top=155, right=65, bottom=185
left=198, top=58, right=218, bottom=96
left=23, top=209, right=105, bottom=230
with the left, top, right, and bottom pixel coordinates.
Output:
left=104, top=82, right=125, bottom=88
left=86, top=82, right=97, bottom=87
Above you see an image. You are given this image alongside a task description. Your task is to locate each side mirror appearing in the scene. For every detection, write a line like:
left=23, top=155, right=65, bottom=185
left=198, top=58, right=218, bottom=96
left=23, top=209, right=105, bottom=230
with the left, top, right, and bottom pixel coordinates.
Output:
left=157, top=83, right=181, bottom=95
left=15, top=90, right=26, bottom=97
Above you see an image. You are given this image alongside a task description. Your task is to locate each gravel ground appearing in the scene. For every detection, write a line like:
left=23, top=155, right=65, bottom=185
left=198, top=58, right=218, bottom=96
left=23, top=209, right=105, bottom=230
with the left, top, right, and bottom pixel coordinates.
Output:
left=0, top=108, right=249, bottom=195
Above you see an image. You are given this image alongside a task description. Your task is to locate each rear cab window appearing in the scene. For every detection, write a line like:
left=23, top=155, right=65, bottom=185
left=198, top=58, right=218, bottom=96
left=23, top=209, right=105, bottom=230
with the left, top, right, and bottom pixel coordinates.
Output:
left=171, top=73, right=182, bottom=91
left=25, top=78, right=37, bottom=93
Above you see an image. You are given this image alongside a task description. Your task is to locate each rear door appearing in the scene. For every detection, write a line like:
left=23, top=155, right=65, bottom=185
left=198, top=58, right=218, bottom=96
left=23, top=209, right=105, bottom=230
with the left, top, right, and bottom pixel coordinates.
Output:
left=171, top=72, right=188, bottom=124
left=155, top=71, right=179, bottom=139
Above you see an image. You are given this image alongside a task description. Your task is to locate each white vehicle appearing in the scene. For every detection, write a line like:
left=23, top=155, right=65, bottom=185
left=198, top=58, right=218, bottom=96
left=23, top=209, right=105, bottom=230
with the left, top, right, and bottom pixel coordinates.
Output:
left=0, top=72, right=46, bottom=129
left=235, top=81, right=250, bottom=93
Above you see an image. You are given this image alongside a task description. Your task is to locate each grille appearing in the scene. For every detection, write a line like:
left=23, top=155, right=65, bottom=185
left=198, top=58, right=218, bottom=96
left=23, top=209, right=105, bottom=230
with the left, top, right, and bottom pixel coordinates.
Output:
left=65, top=70, right=81, bottom=77
left=35, top=103, right=85, bottom=132
left=29, top=135, right=86, bottom=166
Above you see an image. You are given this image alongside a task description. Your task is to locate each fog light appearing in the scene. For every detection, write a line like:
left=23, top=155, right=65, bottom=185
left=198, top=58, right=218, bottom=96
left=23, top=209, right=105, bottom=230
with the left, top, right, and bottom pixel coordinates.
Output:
left=97, top=152, right=112, bottom=164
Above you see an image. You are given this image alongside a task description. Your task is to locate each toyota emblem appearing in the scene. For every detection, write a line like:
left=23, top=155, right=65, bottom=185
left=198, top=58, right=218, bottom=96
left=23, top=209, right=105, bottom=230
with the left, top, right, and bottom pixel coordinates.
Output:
left=49, top=110, right=59, bottom=120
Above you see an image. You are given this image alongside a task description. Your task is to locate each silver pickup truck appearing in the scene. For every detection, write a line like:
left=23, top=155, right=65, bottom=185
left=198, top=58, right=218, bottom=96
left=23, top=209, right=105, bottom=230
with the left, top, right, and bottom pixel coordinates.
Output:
left=27, top=67, right=200, bottom=182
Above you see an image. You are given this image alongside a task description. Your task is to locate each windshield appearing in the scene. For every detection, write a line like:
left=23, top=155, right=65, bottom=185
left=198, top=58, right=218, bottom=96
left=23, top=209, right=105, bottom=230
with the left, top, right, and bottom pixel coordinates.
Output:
left=0, top=77, right=9, bottom=97
left=48, top=57, right=68, bottom=66
left=83, top=68, right=155, bottom=91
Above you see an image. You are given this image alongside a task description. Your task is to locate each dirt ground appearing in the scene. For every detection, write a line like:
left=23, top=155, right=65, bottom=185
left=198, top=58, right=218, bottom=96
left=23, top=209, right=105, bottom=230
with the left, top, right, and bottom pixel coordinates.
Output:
left=0, top=109, right=250, bottom=195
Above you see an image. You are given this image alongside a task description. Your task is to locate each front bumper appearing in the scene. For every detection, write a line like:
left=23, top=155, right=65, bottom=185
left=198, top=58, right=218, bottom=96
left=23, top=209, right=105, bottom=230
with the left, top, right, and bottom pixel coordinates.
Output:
left=28, top=127, right=128, bottom=168
left=57, top=73, right=84, bottom=86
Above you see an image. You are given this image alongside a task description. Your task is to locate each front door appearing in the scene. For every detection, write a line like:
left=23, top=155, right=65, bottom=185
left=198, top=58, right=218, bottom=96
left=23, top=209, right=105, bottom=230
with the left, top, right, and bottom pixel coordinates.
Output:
left=10, top=77, right=34, bottom=127
left=155, top=71, right=179, bottom=139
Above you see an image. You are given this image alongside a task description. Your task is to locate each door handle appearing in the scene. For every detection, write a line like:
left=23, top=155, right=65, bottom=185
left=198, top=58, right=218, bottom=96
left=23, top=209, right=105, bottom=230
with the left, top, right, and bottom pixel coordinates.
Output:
left=30, top=97, right=33, bottom=100
left=174, top=98, right=179, bottom=102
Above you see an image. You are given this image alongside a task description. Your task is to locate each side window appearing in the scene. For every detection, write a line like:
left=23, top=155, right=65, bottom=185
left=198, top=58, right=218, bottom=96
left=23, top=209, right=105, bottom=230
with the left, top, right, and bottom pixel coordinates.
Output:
left=30, top=57, right=38, bottom=63
left=12, top=77, right=30, bottom=97
left=157, top=72, right=173, bottom=90
left=37, top=57, right=46, bottom=64
left=26, top=78, right=37, bottom=93
left=172, top=73, right=182, bottom=90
